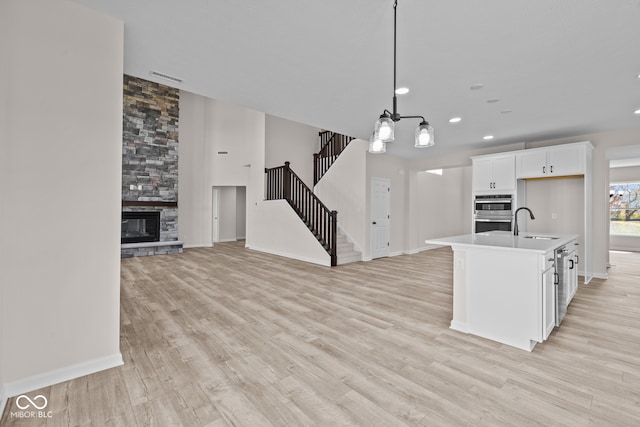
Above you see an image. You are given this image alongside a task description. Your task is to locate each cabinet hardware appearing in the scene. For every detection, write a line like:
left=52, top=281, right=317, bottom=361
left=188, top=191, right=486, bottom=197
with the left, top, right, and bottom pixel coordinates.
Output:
left=372, top=221, right=377, bottom=224
left=543, top=166, right=546, bottom=174
left=554, top=272, right=559, bottom=285
left=575, top=255, right=579, bottom=264
left=569, top=259, right=574, bottom=269
left=550, top=165, right=553, bottom=173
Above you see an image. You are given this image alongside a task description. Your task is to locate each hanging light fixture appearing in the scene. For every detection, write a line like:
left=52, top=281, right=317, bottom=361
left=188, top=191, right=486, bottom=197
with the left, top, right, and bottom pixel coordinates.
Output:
left=370, top=0, right=434, bottom=153
left=369, top=132, right=386, bottom=153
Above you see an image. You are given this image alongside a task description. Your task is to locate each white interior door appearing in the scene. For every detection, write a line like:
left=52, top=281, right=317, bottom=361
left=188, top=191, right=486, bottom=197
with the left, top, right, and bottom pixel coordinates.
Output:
left=212, top=187, right=220, bottom=243
left=371, top=177, right=390, bottom=259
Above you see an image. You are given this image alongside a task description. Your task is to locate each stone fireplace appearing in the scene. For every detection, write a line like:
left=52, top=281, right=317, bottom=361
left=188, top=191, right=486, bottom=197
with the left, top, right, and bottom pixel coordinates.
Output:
left=121, top=75, right=183, bottom=257
left=121, top=211, right=160, bottom=244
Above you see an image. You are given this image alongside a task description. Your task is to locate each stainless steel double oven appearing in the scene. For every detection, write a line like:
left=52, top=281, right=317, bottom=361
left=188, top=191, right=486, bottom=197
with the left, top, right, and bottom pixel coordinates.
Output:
left=474, top=194, right=513, bottom=233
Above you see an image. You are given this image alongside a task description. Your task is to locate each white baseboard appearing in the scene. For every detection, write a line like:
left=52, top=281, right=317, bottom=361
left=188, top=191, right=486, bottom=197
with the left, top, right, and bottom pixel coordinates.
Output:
left=1, top=353, right=123, bottom=410
left=247, top=246, right=331, bottom=267
left=450, top=320, right=469, bottom=333
left=182, top=243, right=214, bottom=249
left=404, top=245, right=443, bottom=255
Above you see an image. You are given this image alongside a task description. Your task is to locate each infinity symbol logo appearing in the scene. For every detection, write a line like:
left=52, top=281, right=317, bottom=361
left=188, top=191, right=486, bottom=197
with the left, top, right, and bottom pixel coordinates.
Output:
left=16, top=395, right=48, bottom=410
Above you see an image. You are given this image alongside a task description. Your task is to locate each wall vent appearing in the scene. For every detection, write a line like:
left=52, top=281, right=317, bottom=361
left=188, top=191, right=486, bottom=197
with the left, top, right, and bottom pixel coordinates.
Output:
left=149, top=70, right=183, bottom=84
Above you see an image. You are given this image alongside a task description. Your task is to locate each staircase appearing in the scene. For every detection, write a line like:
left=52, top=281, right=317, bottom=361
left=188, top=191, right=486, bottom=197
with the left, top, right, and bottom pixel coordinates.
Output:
left=336, top=229, right=362, bottom=265
left=264, top=131, right=361, bottom=267
left=265, top=162, right=338, bottom=266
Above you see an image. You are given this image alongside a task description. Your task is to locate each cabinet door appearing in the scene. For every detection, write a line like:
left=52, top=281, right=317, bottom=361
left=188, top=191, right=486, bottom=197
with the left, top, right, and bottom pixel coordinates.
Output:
left=549, top=146, right=584, bottom=176
left=492, top=155, right=516, bottom=191
left=542, top=263, right=556, bottom=340
left=518, top=150, right=547, bottom=178
left=567, top=250, right=578, bottom=304
left=472, top=158, right=494, bottom=191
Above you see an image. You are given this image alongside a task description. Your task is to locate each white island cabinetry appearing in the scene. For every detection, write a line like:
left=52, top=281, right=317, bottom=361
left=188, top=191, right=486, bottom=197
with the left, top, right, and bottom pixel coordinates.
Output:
left=426, top=232, right=579, bottom=351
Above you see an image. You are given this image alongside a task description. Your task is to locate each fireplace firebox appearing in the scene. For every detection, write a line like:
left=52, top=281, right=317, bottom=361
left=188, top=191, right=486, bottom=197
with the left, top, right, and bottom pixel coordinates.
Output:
left=121, top=211, right=161, bottom=244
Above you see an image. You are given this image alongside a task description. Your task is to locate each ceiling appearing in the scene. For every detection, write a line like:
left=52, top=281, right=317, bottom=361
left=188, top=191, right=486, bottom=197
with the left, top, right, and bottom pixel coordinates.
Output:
left=72, top=0, right=640, bottom=158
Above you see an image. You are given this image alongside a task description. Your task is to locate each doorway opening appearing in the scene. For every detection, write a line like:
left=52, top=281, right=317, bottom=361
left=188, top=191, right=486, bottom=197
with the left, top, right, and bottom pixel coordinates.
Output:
left=212, top=186, right=247, bottom=244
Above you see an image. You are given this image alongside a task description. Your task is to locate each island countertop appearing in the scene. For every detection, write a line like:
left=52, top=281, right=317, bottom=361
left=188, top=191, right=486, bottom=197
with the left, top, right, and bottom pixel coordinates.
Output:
left=425, top=230, right=579, bottom=254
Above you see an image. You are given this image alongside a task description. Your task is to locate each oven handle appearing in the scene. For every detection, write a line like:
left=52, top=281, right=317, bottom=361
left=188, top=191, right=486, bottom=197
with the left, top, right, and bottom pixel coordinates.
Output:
left=475, top=218, right=511, bottom=222
left=474, top=199, right=512, bottom=203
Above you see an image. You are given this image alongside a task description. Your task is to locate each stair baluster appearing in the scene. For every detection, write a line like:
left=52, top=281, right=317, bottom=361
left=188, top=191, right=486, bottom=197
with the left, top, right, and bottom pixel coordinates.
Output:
left=313, top=131, right=355, bottom=185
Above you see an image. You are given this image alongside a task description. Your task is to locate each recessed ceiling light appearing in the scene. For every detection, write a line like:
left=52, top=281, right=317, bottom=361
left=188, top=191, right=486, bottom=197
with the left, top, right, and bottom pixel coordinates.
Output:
left=470, top=84, right=484, bottom=90
left=483, top=135, right=494, bottom=140
left=395, top=87, right=410, bottom=95
left=449, top=117, right=462, bottom=123
left=487, top=98, right=500, bottom=103
left=635, top=109, right=640, bottom=115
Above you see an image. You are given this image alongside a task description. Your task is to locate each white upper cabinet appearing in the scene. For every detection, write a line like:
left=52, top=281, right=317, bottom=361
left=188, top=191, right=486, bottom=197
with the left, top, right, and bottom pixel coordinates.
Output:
left=516, top=144, right=585, bottom=179
left=472, top=154, right=515, bottom=192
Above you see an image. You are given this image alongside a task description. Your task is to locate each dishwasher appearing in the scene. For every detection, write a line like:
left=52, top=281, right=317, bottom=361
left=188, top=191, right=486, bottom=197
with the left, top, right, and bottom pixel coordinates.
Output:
left=555, top=245, right=570, bottom=326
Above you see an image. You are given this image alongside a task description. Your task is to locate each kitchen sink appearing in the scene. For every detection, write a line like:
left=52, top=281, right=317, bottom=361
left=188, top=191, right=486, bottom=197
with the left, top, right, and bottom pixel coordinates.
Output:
left=523, top=235, right=558, bottom=240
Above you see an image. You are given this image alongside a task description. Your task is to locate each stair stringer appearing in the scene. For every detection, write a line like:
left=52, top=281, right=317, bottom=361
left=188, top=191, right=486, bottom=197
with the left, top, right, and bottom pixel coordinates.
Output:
left=248, top=199, right=331, bottom=266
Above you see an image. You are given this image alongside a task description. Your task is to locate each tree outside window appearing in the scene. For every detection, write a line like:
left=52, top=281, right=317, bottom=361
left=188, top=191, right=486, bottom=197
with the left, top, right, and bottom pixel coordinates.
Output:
left=610, top=182, right=640, bottom=235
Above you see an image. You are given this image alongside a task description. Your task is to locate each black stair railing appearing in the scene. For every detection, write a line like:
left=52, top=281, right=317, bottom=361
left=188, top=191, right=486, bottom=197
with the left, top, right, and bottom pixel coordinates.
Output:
left=266, top=162, right=337, bottom=266
left=313, top=131, right=355, bottom=185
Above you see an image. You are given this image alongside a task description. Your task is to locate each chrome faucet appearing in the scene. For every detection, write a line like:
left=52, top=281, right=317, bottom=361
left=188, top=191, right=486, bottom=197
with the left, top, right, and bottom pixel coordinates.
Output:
left=514, top=207, right=535, bottom=236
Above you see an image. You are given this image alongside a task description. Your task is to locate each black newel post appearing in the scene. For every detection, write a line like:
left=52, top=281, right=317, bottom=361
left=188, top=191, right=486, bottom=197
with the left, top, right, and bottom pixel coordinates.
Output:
left=330, top=210, right=338, bottom=267
left=283, top=161, right=291, bottom=202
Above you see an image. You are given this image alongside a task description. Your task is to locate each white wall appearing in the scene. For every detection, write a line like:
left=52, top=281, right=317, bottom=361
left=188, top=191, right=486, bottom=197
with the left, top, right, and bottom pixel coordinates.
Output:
left=524, top=177, right=586, bottom=264
left=416, top=167, right=473, bottom=247
left=1, top=0, right=123, bottom=402
left=265, top=115, right=319, bottom=188
left=177, top=91, right=208, bottom=247
left=314, top=139, right=368, bottom=254
left=0, top=0, right=8, bottom=404
left=179, top=92, right=263, bottom=248
left=248, top=201, right=331, bottom=266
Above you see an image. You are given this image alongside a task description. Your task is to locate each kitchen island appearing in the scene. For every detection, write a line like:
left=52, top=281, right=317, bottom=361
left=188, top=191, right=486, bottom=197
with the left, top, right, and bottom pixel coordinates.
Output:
left=426, top=231, right=579, bottom=351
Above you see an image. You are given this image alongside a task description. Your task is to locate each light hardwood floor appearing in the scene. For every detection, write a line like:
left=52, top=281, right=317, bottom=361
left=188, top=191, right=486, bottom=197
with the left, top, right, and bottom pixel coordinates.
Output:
left=3, top=243, right=640, bottom=426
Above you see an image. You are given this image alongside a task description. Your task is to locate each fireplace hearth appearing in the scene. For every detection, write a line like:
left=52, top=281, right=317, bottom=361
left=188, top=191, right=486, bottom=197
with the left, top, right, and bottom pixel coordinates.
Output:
left=121, top=211, right=160, bottom=244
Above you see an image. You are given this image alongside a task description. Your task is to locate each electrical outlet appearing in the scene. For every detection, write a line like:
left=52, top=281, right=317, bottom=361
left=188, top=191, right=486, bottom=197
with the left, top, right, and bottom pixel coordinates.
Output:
left=552, top=213, right=558, bottom=220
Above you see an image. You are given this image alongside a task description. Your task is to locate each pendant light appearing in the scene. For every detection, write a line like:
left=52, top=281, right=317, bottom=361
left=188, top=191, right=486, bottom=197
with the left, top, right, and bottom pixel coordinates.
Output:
left=370, top=0, right=434, bottom=153
left=369, top=132, right=386, bottom=154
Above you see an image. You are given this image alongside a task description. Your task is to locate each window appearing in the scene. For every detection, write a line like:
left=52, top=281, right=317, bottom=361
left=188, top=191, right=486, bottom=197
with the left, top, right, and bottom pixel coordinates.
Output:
left=610, top=182, right=640, bottom=235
